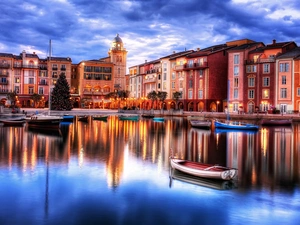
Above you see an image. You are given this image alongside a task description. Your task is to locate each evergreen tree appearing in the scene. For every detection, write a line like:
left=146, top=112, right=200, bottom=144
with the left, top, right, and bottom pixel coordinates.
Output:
left=51, top=73, right=73, bottom=110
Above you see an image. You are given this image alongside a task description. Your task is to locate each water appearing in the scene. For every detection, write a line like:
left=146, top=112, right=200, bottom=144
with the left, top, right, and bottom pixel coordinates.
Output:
left=0, top=116, right=299, bottom=225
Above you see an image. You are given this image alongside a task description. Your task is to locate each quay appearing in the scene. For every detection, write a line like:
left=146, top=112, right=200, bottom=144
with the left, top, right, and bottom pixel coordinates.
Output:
left=1, top=107, right=300, bottom=122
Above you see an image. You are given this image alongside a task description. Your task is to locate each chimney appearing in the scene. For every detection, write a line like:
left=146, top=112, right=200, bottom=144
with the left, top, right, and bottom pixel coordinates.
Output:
left=173, top=51, right=176, bottom=54
left=273, top=39, right=276, bottom=44
left=197, top=48, right=200, bottom=51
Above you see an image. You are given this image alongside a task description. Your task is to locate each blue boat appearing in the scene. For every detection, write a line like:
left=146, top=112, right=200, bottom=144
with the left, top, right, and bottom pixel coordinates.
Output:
left=214, top=120, right=259, bottom=130
left=153, top=117, right=165, bottom=122
left=63, top=115, right=75, bottom=122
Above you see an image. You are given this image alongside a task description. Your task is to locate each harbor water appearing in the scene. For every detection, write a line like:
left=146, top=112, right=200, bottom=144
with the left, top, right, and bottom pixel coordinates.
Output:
left=0, top=116, right=299, bottom=225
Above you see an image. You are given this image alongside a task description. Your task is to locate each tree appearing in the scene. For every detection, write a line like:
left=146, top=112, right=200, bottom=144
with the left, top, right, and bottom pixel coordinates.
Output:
left=6, top=91, right=17, bottom=106
left=173, top=91, right=182, bottom=110
left=147, top=91, right=158, bottom=109
left=30, top=93, right=42, bottom=108
left=51, top=73, right=73, bottom=110
left=157, top=91, right=168, bottom=109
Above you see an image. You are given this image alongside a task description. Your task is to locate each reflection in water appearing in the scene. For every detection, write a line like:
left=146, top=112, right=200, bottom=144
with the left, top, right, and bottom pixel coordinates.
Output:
left=0, top=117, right=299, bottom=191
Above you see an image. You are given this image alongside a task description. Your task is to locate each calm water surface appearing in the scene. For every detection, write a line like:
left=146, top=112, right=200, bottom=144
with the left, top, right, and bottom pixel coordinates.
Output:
left=0, top=116, right=299, bottom=225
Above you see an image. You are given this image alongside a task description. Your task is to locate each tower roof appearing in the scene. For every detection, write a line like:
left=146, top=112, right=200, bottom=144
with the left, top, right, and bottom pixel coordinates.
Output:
left=113, top=34, right=123, bottom=43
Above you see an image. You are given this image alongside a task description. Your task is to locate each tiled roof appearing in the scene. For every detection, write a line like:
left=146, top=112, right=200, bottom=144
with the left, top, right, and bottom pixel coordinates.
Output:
left=0, top=53, right=14, bottom=57
left=229, top=42, right=264, bottom=50
left=276, top=47, right=300, bottom=59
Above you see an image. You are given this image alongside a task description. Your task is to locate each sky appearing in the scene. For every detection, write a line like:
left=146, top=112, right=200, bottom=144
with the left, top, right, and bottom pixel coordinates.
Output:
left=1, top=0, right=300, bottom=71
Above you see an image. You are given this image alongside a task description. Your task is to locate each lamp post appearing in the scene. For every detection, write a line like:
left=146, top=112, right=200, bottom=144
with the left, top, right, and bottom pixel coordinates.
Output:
left=217, top=101, right=220, bottom=112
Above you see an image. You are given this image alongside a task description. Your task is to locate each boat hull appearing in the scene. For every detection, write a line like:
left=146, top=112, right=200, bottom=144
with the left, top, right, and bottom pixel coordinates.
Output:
left=214, top=121, right=259, bottom=130
left=25, top=116, right=62, bottom=130
left=0, top=119, right=26, bottom=126
left=119, top=115, right=139, bottom=121
left=190, top=120, right=211, bottom=129
left=170, top=157, right=237, bottom=180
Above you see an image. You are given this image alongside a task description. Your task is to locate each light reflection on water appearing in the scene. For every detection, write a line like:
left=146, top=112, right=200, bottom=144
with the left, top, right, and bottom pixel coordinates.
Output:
left=0, top=116, right=299, bottom=225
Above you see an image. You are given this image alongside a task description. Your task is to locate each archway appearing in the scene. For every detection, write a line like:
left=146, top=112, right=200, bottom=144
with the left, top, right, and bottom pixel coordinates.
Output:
left=197, top=101, right=204, bottom=112
left=188, top=102, right=194, bottom=111
left=210, top=102, right=217, bottom=112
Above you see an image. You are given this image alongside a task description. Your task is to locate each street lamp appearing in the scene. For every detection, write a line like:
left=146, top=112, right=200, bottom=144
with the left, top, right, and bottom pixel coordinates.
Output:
left=217, top=101, right=220, bottom=112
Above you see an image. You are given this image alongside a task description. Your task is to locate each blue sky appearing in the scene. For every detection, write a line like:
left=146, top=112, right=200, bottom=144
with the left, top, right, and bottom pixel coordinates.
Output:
left=1, top=0, right=300, bottom=70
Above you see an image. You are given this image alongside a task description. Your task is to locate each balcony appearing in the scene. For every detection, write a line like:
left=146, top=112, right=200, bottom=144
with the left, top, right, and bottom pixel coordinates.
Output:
left=61, top=67, right=66, bottom=71
left=52, top=67, right=58, bottom=70
left=0, top=89, right=9, bottom=93
left=22, top=64, right=39, bottom=69
left=39, top=66, right=48, bottom=70
left=38, top=82, right=48, bottom=86
left=0, top=80, right=8, bottom=85
left=0, top=63, right=10, bottom=68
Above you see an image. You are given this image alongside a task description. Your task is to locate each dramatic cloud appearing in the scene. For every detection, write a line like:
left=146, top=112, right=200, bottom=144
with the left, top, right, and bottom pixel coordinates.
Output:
left=0, top=0, right=299, bottom=69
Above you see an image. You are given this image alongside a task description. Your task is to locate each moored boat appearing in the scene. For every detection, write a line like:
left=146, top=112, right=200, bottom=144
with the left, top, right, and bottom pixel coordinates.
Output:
left=119, top=115, right=139, bottom=121
left=25, top=115, right=62, bottom=130
left=214, top=120, right=259, bottom=130
left=62, top=115, right=75, bottom=122
left=93, top=115, right=109, bottom=121
left=0, top=119, right=26, bottom=126
left=153, top=117, right=164, bottom=122
left=261, top=119, right=292, bottom=126
left=169, top=157, right=237, bottom=180
left=142, top=114, right=155, bottom=119
left=189, top=119, right=211, bottom=129
left=78, top=115, right=89, bottom=122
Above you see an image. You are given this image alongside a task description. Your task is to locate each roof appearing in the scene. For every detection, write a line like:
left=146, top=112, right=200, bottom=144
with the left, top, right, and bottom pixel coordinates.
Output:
left=47, top=56, right=72, bottom=61
left=229, top=42, right=264, bottom=51
left=276, top=47, right=300, bottom=59
left=0, top=53, right=14, bottom=58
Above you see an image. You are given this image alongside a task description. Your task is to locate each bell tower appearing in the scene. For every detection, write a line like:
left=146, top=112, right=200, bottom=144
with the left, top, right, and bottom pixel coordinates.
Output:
left=108, top=34, right=127, bottom=91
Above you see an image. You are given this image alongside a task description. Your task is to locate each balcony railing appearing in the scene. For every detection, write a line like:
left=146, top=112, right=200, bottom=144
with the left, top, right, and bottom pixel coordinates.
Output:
left=61, top=67, right=66, bottom=71
left=0, top=89, right=10, bottom=93
left=0, top=80, right=8, bottom=85
left=0, top=71, right=9, bottom=76
left=245, top=58, right=275, bottom=64
left=0, top=63, right=10, bottom=68
left=38, top=82, right=48, bottom=85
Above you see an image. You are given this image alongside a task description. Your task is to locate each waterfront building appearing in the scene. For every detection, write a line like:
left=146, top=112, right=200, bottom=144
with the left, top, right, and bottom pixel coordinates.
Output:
left=227, top=40, right=265, bottom=113
left=276, top=47, right=300, bottom=112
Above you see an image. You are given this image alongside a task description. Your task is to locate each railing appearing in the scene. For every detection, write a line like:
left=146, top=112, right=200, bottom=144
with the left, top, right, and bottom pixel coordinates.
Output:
left=61, top=67, right=66, bottom=71
left=38, top=82, right=48, bottom=85
left=0, top=63, right=10, bottom=68
left=0, top=89, right=10, bottom=93
left=0, top=80, right=8, bottom=85
left=52, top=67, right=58, bottom=70
left=0, top=71, right=9, bottom=76
left=245, top=58, right=275, bottom=64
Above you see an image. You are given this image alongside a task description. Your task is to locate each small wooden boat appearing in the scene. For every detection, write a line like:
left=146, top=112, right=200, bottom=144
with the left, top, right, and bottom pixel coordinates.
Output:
left=169, top=157, right=237, bottom=180
left=214, top=120, right=259, bottom=130
left=261, top=119, right=292, bottom=126
left=25, top=115, right=62, bottom=130
left=78, top=115, right=89, bottom=122
left=190, top=119, right=211, bottom=129
left=0, top=119, right=26, bottom=126
left=142, top=114, right=155, bottom=119
left=119, top=115, right=139, bottom=121
left=153, top=117, right=164, bottom=122
left=169, top=169, right=237, bottom=190
left=93, top=115, right=108, bottom=121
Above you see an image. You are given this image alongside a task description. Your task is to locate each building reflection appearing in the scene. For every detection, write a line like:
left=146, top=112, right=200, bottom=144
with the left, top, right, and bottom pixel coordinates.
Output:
left=0, top=117, right=299, bottom=190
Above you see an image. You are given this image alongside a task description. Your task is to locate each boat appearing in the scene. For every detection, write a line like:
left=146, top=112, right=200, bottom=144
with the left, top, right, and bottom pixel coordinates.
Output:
left=215, top=128, right=258, bottom=134
left=169, top=157, right=237, bottom=180
left=189, top=119, right=211, bottom=129
left=78, top=115, right=89, bottom=122
left=118, top=115, right=139, bottom=121
left=142, top=114, right=155, bottom=119
left=25, top=114, right=62, bottom=130
left=214, top=120, right=259, bottom=130
left=0, top=119, right=26, bottom=126
left=62, top=115, right=75, bottom=122
left=261, top=119, right=292, bottom=126
left=153, top=117, right=164, bottom=122
left=93, top=115, right=108, bottom=121
left=169, top=169, right=237, bottom=190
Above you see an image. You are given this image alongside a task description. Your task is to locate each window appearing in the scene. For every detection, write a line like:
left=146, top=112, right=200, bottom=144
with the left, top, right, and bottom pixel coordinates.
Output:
left=163, top=73, right=167, bottom=80
left=172, top=72, right=175, bottom=80
left=179, top=81, right=183, bottom=88
left=199, top=70, right=203, bottom=77
left=15, top=77, right=20, bottom=83
left=234, top=54, right=239, bottom=64
left=248, top=90, right=254, bottom=99
left=280, top=88, right=287, bottom=98
left=234, top=66, right=239, bottom=76
left=246, top=66, right=251, bottom=73
left=189, top=71, right=193, bottom=78
left=188, top=60, right=193, bottom=68
left=199, top=80, right=203, bottom=89
left=263, top=64, right=270, bottom=73
left=234, top=89, right=238, bottom=99
left=52, top=64, right=58, bottom=70
left=29, top=87, right=34, bottom=94
left=61, top=64, right=66, bottom=70
left=29, top=70, right=34, bottom=76
left=279, top=63, right=289, bottom=72
left=262, top=89, right=269, bottom=99
left=189, top=80, right=193, bottom=88
left=282, top=76, right=286, bottom=85
left=52, top=72, right=58, bottom=78
left=252, top=65, right=257, bottom=72
left=38, top=87, right=44, bottom=95
left=188, top=90, right=193, bottom=99
left=248, top=77, right=255, bottom=87
left=198, top=90, right=203, bottom=99
left=298, top=88, right=300, bottom=96
left=14, top=86, right=20, bottom=93
left=263, top=77, right=270, bottom=87
left=29, top=78, right=34, bottom=84
left=172, top=82, right=175, bottom=89
left=234, top=78, right=238, bottom=87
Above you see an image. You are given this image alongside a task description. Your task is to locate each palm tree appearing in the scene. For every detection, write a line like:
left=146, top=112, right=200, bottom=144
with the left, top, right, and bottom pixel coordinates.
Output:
left=6, top=91, right=17, bottom=107
left=157, top=91, right=168, bottom=110
left=173, top=91, right=182, bottom=110
left=147, top=91, right=158, bottom=109
left=30, top=93, right=43, bottom=108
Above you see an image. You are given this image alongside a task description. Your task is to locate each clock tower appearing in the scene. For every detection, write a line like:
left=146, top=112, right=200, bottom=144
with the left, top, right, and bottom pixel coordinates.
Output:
left=108, top=34, right=127, bottom=91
